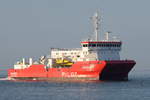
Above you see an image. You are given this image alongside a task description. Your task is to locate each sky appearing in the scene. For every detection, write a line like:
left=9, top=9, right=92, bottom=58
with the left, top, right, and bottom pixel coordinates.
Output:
left=0, top=0, right=149, bottom=70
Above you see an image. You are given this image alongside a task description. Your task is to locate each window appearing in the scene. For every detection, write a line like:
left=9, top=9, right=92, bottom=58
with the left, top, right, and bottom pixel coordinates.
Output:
left=77, top=55, right=80, bottom=57
left=83, top=44, right=88, bottom=47
left=89, top=44, right=92, bottom=47
left=117, top=44, right=121, bottom=47
left=92, top=44, right=96, bottom=47
left=97, top=44, right=100, bottom=47
left=103, top=44, right=106, bottom=47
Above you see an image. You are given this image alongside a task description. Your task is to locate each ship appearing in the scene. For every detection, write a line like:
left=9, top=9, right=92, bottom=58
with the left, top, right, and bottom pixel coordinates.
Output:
left=8, top=12, right=136, bottom=81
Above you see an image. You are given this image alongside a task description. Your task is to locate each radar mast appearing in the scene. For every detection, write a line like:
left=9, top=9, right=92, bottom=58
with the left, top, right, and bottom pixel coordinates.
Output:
left=91, top=11, right=100, bottom=41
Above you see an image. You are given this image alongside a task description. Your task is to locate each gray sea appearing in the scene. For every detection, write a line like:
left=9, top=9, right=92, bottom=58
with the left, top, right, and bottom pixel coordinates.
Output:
left=0, top=68, right=150, bottom=100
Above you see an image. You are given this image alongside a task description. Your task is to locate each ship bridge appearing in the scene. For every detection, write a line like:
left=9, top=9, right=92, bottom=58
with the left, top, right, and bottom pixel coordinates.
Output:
left=81, top=40, right=122, bottom=61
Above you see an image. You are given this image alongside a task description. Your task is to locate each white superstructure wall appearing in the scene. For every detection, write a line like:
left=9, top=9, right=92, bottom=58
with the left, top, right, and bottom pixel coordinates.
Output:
left=81, top=41, right=122, bottom=61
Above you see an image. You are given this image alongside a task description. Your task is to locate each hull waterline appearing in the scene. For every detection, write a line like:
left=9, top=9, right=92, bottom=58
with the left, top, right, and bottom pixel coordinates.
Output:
left=8, top=60, right=135, bottom=81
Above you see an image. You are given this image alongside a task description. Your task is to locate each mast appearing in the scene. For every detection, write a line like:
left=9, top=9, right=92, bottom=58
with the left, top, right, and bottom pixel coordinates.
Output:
left=92, top=11, right=100, bottom=41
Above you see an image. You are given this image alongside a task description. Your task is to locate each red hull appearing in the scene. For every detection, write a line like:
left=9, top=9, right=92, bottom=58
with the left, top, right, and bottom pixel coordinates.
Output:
left=8, top=60, right=136, bottom=81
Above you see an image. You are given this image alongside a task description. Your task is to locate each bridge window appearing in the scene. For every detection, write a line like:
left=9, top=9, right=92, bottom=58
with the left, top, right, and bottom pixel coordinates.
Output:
left=116, top=44, right=121, bottom=47
left=97, top=44, right=100, bottom=47
left=96, top=43, right=121, bottom=47
left=92, top=44, right=96, bottom=47
left=106, top=44, right=109, bottom=47
left=89, top=44, right=92, bottom=47
left=83, top=44, right=88, bottom=47
left=83, top=43, right=121, bottom=47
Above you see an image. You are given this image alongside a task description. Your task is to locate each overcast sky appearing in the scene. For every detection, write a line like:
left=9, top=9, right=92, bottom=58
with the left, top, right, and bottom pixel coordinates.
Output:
left=0, top=0, right=149, bottom=70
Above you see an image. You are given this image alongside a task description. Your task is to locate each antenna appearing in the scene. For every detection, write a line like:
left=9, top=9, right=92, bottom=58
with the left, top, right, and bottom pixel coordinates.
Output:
left=91, top=11, right=100, bottom=41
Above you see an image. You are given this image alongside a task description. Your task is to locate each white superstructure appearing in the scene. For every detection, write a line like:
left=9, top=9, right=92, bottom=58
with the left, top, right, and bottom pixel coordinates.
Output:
left=51, top=12, right=122, bottom=62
